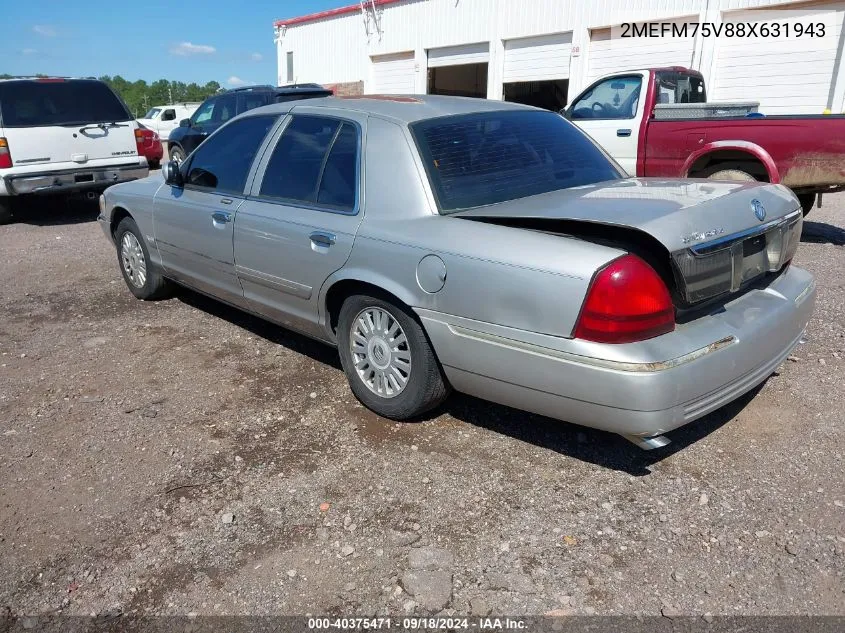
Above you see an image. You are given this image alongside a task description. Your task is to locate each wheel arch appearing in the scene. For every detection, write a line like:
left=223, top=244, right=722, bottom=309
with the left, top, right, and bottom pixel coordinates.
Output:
left=683, top=141, right=779, bottom=183
left=320, top=272, right=422, bottom=343
left=110, top=205, right=134, bottom=239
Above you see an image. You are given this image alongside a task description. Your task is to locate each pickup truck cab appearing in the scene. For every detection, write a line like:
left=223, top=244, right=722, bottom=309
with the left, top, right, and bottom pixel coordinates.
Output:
left=0, top=77, right=149, bottom=223
left=563, top=67, right=845, bottom=214
left=137, top=103, right=199, bottom=142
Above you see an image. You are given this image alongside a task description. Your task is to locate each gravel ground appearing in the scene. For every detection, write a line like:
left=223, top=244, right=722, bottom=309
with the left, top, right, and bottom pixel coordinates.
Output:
left=0, top=191, right=843, bottom=619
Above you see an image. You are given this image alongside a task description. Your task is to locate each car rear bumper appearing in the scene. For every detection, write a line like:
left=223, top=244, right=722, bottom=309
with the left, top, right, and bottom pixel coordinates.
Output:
left=418, top=264, right=816, bottom=438
left=3, top=163, right=149, bottom=195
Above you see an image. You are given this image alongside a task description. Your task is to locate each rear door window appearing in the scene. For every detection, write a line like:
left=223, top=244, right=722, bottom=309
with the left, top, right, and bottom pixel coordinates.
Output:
left=259, top=115, right=360, bottom=212
left=184, top=115, right=278, bottom=194
left=239, top=93, right=270, bottom=114
left=411, top=110, right=621, bottom=212
left=0, top=80, right=131, bottom=127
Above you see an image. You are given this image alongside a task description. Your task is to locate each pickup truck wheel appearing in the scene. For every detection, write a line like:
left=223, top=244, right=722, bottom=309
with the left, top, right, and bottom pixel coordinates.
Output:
left=796, top=193, right=816, bottom=217
left=704, top=169, right=757, bottom=182
left=0, top=199, right=12, bottom=225
left=169, top=146, right=186, bottom=164
left=337, top=294, right=450, bottom=420
left=114, top=217, right=171, bottom=300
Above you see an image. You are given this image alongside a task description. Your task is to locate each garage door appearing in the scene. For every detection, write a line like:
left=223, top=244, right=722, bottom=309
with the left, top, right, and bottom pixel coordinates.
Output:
left=370, top=52, right=416, bottom=94
left=428, top=42, right=489, bottom=68
left=587, top=17, right=696, bottom=83
left=503, top=33, right=572, bottom=82
left=711, top=4, right=844, bottom=114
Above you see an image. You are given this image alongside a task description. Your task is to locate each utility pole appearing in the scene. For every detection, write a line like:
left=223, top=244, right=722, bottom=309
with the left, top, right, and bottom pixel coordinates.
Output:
left=168, top=84, right=173, bottom=104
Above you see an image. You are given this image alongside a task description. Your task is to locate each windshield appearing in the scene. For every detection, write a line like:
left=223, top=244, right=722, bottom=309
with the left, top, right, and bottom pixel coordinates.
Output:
left=143, top=108, right=162, bottom=119
left=410, top=110, right=622, bottom=213
left=0, top=80, right=132, bottom=128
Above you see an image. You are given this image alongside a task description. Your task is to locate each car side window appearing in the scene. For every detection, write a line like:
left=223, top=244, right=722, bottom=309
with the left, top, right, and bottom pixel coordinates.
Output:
left=259, top=115, right=360, bottom=212
left=570, top=76, right=642, bottom=120
left=184, top=115, right=277, bottom=194
left=162, top=108, right=176, bottom=121
left=213, top=94, right=238, bottom=124
left=193, top=99, right=215, bottom=124
left=316, top=123, right=358, bottom=210
left=239, top=93, right=269, bottom=114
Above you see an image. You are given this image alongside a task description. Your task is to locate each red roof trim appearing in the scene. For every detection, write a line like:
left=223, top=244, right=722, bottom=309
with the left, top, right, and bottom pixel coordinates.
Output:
left=274, top=0, right=403, bottom=27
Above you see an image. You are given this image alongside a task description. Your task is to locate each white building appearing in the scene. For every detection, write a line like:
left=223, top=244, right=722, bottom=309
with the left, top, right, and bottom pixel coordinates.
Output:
left=275, top=0, right=845, bottom=114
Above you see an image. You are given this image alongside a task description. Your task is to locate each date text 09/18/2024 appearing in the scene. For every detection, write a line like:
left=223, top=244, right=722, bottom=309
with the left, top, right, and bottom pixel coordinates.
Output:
left=307, top=617, right=528, bottom=630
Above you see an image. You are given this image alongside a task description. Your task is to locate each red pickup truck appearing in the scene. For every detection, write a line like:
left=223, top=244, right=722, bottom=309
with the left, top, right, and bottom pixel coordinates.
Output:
left=564, top=67, right=845, bottom=215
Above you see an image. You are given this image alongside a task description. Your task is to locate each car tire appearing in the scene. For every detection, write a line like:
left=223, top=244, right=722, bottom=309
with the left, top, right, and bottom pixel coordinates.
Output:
left=703, top=168, right=757, bottom=182
left=169, top=146, right=186, bottom=164
left=337, top=294, right=450, bottom=420
left=114, top=217, right=171, bottom=300
left=148, top=160, right=161, bottom=171
left=796, top=193, right=816, bottom=217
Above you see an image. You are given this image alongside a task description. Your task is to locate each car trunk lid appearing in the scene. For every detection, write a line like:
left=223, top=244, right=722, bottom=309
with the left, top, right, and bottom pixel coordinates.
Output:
left=454, top=178, right=803, bottom=306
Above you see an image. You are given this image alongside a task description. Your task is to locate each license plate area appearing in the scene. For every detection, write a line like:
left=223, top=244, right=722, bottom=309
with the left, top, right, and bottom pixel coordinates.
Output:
left=74, top=173, right=94, bottom=183
left=732, top=228, right=781, bottom=289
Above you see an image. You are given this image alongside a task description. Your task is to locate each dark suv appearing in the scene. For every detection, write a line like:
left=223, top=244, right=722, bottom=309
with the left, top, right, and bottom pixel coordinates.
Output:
left=167, top=84, right=331, bottom=163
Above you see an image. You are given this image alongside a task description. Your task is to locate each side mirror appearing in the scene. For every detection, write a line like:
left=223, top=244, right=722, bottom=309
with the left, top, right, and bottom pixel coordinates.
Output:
left=162, top=160, right=183, bottom=187
left=179, top=118, right=191, bottom=128
left=560, top=107, right=572, bottom=120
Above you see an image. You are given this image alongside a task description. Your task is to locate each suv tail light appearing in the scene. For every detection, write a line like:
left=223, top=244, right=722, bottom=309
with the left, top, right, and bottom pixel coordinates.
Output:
left=134, top=128, right=146, bottom=151
left=0, top=138, right=12, bottom=169
left=574, top=254, right=675, bottom=344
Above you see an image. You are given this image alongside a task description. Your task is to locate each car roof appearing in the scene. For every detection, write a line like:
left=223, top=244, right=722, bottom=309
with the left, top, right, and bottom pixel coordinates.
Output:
left=222, top=84, right=332, bottom=95
left=247, top=94, right=537, bottom=124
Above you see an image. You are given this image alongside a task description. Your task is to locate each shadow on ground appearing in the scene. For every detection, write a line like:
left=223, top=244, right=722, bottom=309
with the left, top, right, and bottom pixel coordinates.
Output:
left=9, top=195, right=100, bottom=226
left=802, top=221, right=845, bottom=246
left=174, top=285, right=758, bottom=476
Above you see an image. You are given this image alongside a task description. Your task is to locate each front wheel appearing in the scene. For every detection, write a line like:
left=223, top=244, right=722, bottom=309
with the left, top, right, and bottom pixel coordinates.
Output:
left=337, top=295, right=450, bottom=420
left=168, top=145, right=186, bottom=164
left=114, top=217, right=171, bottom=300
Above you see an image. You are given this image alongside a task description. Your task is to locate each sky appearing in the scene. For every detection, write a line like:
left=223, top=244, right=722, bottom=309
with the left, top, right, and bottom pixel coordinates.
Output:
left=5, top=0, right=343, bottom=87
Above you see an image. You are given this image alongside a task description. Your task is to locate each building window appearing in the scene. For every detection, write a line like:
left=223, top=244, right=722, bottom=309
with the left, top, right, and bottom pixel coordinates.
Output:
left=286, top=52, right=294, bottom=83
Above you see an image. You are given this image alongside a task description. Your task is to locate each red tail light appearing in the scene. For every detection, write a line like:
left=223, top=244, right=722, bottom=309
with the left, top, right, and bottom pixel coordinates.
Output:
left=574, top=254, right=675, bottom=344
left=134, top=128, right=147, bottom=151
left=0, top=138, right=11, bottom=169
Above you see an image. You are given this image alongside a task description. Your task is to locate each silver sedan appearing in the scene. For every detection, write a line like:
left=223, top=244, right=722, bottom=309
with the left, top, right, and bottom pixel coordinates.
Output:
left=98, top=95, right=815, bottom=449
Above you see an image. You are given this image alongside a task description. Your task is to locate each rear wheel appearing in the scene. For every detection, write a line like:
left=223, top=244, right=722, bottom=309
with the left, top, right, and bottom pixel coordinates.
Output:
left=0, top=198, right=12, bottom=225
left=337, top=294, right=450, bottom=420
left=796, top=193, right=816, bottom=217
left=168, top=145, right=186, bottom=164
left=703, top=168, right=757, bottom=182
left=114, top=217, right=171, bottom=300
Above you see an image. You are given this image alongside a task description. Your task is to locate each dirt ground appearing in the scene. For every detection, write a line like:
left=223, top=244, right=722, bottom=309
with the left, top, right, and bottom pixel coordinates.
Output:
left=0, top=189, right=843, bottom=619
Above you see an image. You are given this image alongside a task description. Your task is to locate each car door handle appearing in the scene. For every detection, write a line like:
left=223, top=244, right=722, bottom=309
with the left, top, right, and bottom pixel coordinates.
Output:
left=310, top=231, right=336, bottom=247
left=616, top=128, right=632, bottom=137
left=220, top=198, right=233, bottom=205
left=211, top=211, right=232, bottom=225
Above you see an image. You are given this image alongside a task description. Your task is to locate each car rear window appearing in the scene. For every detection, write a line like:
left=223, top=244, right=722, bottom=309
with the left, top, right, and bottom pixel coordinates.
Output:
left=410, top=110, right=622, bottom=213
left=0, top=80, right=132, bottom=128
